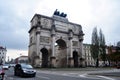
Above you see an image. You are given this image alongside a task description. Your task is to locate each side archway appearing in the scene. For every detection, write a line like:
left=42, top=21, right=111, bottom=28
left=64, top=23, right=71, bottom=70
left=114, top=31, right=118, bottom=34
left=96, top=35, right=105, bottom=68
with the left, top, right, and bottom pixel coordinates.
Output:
left=41, top=48, right=49, bottom=67
left=73, top=50, right=78, bottom=67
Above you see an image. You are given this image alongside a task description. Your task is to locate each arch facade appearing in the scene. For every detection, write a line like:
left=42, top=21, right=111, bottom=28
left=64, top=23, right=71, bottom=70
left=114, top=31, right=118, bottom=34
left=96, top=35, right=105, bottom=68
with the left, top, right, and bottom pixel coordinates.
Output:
left=28, top=12, right=84, bottom=67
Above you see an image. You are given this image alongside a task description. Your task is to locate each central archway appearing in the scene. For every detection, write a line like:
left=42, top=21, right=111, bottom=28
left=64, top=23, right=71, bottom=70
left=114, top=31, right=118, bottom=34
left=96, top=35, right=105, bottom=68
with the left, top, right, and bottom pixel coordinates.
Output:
left=55, top=39, right=67, bottom=67
left=56, top=39, right=66, bottom=49
left=41, top=48, right=48, bottom=67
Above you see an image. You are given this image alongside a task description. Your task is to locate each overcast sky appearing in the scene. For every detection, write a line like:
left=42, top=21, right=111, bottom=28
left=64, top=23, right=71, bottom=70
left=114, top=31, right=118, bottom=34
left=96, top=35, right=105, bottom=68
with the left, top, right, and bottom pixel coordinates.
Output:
left=0, top=0, right=120, bottom=60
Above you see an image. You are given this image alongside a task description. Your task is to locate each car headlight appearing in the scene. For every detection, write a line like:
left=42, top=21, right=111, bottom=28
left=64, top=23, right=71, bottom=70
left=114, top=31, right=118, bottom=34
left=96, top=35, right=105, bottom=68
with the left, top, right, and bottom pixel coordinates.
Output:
left=23, top=68, right=28, bottom=73
left=34, top=70, right=36, bottom=72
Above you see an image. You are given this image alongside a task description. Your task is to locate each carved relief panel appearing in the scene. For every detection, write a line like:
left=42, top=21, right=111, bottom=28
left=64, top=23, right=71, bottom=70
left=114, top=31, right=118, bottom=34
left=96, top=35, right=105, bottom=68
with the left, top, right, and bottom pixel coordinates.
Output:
left=72, top=41, right=78, bottom=47
left=41, top=18, right=52, bottom=29
left=55, top=21, right=68, bottom=32
left=40, top=36, right=50, bottom=44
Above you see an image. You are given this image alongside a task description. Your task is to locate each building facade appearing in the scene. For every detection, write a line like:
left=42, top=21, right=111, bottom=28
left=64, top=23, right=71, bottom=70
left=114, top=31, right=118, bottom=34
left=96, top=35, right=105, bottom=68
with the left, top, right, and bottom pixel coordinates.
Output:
left=0, top=46, right=7, bottom=64
left=83, top=44, right=95, bottom=67
left=28, top=10, right=84, bottom=67
left=15, top=56, right=28, bottom=64
left=107, top=45, right=120, bottom=66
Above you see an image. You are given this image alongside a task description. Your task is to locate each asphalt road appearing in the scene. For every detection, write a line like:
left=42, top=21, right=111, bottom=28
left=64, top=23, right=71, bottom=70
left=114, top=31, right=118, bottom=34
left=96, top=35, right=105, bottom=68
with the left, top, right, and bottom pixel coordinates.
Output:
left=4, top=67, right=120, bottom=80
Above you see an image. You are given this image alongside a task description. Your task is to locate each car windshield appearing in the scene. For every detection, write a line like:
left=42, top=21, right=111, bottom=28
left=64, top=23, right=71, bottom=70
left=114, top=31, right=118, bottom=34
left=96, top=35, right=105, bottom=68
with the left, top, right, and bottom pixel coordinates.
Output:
left=3, top=64, right=9, bottom=66
left=0, top=66, right=2, bottom=70
left=21, top=64, right=33, bottom=69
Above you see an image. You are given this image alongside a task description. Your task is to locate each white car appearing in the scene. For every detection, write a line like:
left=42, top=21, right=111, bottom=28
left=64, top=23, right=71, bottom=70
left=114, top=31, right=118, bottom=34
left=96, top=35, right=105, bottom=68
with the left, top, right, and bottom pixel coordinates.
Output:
left=3, top=64, right=10, bottom=70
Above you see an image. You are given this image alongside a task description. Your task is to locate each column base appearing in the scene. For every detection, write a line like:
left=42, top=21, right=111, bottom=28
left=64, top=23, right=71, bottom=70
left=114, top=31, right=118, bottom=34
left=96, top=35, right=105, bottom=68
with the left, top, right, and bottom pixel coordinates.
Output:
left=79, top=58, right=85, bottom=67
left=68, top=57, right=74, bottom=67
left=50, top=57, right=56, bottom=68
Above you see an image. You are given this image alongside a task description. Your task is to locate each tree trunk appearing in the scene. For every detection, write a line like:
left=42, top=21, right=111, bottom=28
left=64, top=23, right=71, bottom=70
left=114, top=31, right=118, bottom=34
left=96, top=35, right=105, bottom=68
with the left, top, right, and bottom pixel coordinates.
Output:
left=96, top=58, right=99, bottom=67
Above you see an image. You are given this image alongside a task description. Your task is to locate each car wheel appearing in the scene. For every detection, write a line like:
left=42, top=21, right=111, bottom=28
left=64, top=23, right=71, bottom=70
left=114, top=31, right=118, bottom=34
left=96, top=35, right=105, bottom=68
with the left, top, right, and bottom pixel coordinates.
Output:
left=32, top=74, right=36, bottom=77
left=14, top=71, right=17, bottom=76
left=1, top=74, right=4, bottom=80
left=20, top=71, right=23, bottom=77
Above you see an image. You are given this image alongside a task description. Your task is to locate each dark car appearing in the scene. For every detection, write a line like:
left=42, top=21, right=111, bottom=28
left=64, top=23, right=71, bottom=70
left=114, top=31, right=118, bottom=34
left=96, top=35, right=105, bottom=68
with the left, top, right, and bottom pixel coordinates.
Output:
left=0, top=66, right=5, bottom=80
left=117, top=63, right=120, bottom=69
left=14, top=63, right=36, bottom=77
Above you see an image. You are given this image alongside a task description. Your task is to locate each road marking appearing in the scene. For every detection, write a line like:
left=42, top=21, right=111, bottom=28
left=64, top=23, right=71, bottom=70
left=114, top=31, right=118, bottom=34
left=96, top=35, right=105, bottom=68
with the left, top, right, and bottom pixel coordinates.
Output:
left=98, top=76, right=115, bottom=80
left=79, top=74, right=102, bottom=80
left=79, top=73, right=87, bottom=77
left=38, top=71, right=116, bottom=80
left=36, top=75, right=50, bottom=79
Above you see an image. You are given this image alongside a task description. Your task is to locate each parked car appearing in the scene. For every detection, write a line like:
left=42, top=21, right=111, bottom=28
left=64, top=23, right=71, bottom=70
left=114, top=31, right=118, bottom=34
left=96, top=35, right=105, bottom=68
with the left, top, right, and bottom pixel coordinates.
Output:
left=2, top=64, right=10, bottom=70
left=10, top=64, right=15, bottom=67
left=116, top=63, right=120, bottom=69
left=14, top=63, right=36, bottom=77
left=0, top=66, right=5, bottom=80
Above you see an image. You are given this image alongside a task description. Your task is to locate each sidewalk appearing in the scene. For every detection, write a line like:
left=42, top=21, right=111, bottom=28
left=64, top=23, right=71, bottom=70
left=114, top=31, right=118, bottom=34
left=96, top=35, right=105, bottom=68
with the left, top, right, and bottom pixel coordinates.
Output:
left=88, top=68, right=120, bottom=77
left=37, top=67, right=115, bottom=71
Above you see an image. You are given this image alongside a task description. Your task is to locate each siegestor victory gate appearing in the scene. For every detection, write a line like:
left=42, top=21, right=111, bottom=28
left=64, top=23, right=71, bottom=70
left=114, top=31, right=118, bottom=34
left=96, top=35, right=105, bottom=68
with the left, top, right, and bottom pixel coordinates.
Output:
left=28, top=10, right=84, bottom=68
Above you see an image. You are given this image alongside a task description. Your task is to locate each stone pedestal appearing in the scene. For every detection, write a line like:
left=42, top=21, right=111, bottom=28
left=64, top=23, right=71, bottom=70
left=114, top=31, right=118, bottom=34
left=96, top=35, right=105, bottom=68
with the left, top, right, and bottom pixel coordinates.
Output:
left=50, top=57, right=56, bottom=68
left=68, top=57, right=74, bottom=67
left=79, top=58, right=84, bottom=67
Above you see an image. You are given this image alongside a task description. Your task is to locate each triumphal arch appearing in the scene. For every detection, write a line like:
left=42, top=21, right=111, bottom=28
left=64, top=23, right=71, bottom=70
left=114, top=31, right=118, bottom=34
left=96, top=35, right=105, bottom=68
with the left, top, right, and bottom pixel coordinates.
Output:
left=28, top=10, right=84, bottom=68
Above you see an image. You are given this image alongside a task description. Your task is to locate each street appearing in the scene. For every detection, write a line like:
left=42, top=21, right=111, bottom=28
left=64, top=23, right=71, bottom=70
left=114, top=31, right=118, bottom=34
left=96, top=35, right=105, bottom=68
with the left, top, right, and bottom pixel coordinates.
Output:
left=4, top=67, right=120, bottom=80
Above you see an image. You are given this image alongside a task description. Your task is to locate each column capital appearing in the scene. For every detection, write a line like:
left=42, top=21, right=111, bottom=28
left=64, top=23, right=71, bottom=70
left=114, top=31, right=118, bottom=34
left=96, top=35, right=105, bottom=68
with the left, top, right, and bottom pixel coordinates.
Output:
left=79, top=39, right=83, bottom=42
left=51, top=27, right=56, bottom=37
left=36, top=26, right=41, bottom=35
left=36, top=31, right=40, bottom=35
left=68, top=37, right=73, bottom=40
left=51, top=34, right=56, bottom=37
left=78, top=36, right=83, bottom=42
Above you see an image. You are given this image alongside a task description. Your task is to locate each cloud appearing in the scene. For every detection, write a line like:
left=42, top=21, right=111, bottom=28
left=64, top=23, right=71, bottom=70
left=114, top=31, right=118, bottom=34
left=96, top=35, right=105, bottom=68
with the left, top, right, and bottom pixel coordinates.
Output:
left=0, top=0, right=120, bottom=59
left=0, top=0, right=38, bottom=50
left=82, top=0, right=120, bottom=44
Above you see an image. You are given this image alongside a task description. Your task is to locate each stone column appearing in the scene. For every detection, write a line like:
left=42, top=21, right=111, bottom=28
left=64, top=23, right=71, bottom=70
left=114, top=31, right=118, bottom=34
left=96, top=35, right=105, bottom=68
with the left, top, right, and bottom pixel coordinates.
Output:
left=52, top=35, right=55, bottom=57
left=36, top=27, right=41, bottom=67
left=68, top=30, right=74, bottom=67
left=70, top=38, right=73, bottom=58
left=79, top=40, right=83, bottom=67
left=78, top=35, right=84, bottom=67
left=50, top=25, right=56, bottom=67
left=36, top=27, right=40, bottom=56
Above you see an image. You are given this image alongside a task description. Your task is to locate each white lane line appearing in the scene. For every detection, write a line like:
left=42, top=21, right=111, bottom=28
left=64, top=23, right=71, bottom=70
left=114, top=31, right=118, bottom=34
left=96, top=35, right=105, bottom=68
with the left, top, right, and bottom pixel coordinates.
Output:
left=98, top=76, right=115, bottom=80
left=36, top=75, right=50, bottom=79
left=79, top=74, right=87, bottom=77
left=79, top=74, right=101, bottom=80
